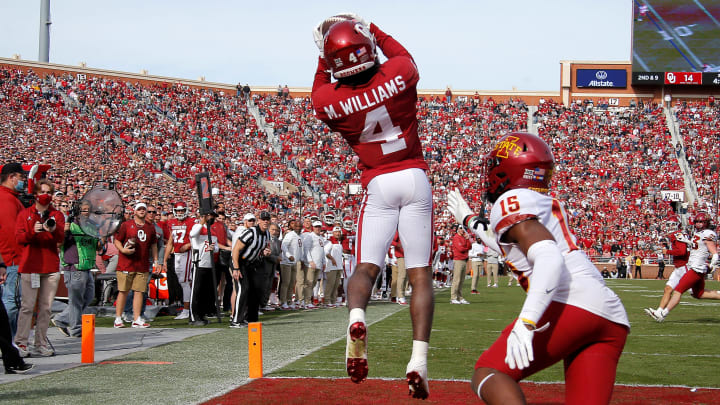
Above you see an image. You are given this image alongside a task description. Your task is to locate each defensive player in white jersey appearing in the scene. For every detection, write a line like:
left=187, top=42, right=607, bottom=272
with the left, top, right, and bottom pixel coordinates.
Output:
left=312, top=14, right=434, bottom=398
left=646, top=212, right=720, bottom=322
left=447, top=132, right=629, bottom=405
left=162, top=202, right=196, bottom=320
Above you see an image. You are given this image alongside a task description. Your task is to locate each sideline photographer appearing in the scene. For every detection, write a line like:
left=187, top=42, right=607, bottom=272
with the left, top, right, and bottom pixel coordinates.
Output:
left=14, top=179, right=65, bottom=357
left=52, top=200, right=105, bottom=337
left=0, top=162, right=28, bottom=338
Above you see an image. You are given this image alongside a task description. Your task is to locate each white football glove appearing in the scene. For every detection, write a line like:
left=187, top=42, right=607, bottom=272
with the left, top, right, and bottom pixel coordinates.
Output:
left=446, top=188, right=474, bottom=225
left=312, top=13, right=369, bottom=56
left=29, top=164, right=39, bottom=180
left=710, top=253, right=719, bottom=269
left=675, top=233, right=691, bottom=245
left=505, top=318, right=550, bottom=370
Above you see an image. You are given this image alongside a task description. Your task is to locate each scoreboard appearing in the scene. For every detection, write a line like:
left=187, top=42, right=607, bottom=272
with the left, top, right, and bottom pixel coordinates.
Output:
left=632, top=71, right=720, bottom=86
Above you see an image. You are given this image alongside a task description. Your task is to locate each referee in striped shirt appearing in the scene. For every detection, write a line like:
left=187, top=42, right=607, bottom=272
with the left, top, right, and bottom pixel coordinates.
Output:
left=230, top=211, right=271, bottom=328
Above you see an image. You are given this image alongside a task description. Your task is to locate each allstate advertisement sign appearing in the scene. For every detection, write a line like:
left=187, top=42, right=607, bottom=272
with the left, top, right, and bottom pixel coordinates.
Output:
left=576, top=69, right=627, bottom=88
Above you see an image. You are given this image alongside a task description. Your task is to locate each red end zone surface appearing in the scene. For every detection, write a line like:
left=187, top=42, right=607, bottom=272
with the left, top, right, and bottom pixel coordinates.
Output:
left=203, top=378, right=719, bottom=405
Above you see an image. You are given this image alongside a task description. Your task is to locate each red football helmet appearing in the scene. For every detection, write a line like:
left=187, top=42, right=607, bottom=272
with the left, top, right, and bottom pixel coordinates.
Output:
left=693, top=212, right=711, bottom=230
left=342, top=215, right=354, bottom=231
left=324, top=212, right=335, bottom=225
left=323, top=20, right=377, bottom=79
left=173, top=202, right=188, bottom=220
left=483, top=132, right=554, bottom=203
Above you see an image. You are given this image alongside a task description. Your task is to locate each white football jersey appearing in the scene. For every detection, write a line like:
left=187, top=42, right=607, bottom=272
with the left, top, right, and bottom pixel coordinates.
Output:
left=489, top=188, right=629, bottom=327
left=687, top=229, right=717, bottom=273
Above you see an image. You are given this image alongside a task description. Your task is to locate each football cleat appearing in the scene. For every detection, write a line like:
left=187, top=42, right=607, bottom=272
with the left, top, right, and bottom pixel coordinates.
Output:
left=644, top=308, right=664, bottom=323
left=346, top=321, right=368, bottom=383
left=406, top=359, right=430, bottom=399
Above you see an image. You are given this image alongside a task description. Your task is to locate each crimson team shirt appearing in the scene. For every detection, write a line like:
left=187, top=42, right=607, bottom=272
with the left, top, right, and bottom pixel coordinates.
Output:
left=312, top=23, right=428, bottom=188
left=341, top=229, right=355, bottom=254
left=115, top=219, right=157, bottom=273
left=167, top=217, right=196, bottom=251
left=665, top=232, right=689, bottom=268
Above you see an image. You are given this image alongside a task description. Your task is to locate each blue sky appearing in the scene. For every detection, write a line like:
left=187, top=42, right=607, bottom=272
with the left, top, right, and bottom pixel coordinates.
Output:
left=0, top=0, right=632, bottom=91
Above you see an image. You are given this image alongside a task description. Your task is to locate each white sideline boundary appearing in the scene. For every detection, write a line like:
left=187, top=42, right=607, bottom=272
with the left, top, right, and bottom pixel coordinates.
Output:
left=247, top=376, right=720, bottom=391
left=200, top=303, right=409, bottom=403
left=263, top=305, right=405, bottom=372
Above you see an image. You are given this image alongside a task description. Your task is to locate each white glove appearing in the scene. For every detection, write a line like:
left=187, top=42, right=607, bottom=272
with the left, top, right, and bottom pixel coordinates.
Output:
left=29, top=164, right=39, bottom=180
left=446, top=188, right=474, bottom=225
left=675, top=233, right=691, bottom=245
left=505, top=318, right=550, bottom=370
left=710, top=253, right=719, bottom=269
left=313, top=13, right=369, bottom=56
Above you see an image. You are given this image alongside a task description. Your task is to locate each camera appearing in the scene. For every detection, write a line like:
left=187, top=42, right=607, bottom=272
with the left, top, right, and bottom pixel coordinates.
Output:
left=40, top=210, right=56, bottom=229
left=17, top=192, right=35, bottom=208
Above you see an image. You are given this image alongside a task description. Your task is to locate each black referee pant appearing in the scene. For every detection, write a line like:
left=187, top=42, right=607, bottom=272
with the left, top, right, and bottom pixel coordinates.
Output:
left=231, top=260, right=264, bottom=323
left=231, top=263, right=249, bottom=324
left=189, top=265, right=215, bottom=323
left=0, top=297, right=24, bottom=370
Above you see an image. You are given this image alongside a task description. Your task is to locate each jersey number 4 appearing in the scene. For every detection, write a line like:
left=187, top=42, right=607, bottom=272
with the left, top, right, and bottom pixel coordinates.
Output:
left=358, top=105, right=406, bottom=155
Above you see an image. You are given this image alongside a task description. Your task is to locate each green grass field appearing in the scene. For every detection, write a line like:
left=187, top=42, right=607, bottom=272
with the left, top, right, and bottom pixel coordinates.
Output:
left=272, top=277, right=720, bottom=388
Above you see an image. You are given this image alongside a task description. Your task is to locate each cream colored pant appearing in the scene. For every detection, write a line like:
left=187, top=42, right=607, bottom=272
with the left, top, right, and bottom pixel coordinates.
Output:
left=295, top=263, right=309, bottom=302
left=486, top=262, right=499, bottom=286
left=324, top=270, right=342, bottom=304
left=15, top=272, right=61, bottom=348
left=279, top=263, right=298, bottom=304
left=392, top=257, right=407, bottom=298
left=470, top=260, right=483, bottom=290
left=296, top=263, right=317, bottom=303
left=451, top=259, right=468, bottom=301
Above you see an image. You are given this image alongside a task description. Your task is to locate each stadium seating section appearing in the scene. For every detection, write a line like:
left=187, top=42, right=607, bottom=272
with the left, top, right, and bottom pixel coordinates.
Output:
left=2, top=67, right=716, bottom=260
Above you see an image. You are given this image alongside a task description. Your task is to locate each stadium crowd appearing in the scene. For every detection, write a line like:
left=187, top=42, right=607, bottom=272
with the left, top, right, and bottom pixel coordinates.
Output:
left=1, top=66, right=716, bottom=273
left=671, top=99, right=720, bottom=213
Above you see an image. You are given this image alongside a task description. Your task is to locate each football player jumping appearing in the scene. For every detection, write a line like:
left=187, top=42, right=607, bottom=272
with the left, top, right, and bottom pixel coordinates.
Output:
left=447, top=132, right=629, bottom=405
left=645, top=212, right=720, bottom=322
left=312, top=13, right=434, bottom=399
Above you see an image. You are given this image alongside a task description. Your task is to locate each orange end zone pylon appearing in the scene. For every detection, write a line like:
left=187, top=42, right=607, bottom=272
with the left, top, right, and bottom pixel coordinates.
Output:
left=81, top=314, right=95, bottom=363
left=248, top=322, right=263, bottom=378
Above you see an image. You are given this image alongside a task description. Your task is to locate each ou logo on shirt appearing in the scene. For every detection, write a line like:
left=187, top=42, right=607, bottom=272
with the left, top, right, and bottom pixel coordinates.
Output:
left=137, top=229, right=147, bottom=242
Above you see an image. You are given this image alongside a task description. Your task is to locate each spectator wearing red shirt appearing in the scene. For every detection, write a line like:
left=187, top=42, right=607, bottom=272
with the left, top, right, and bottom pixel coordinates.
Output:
left=0, top=162, right=28, bottom=337
left=451, top=226, right=472, bottom=305
left=14, top=179, right=65, bottom=357
left=113, top=202, right=158, bottom=329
